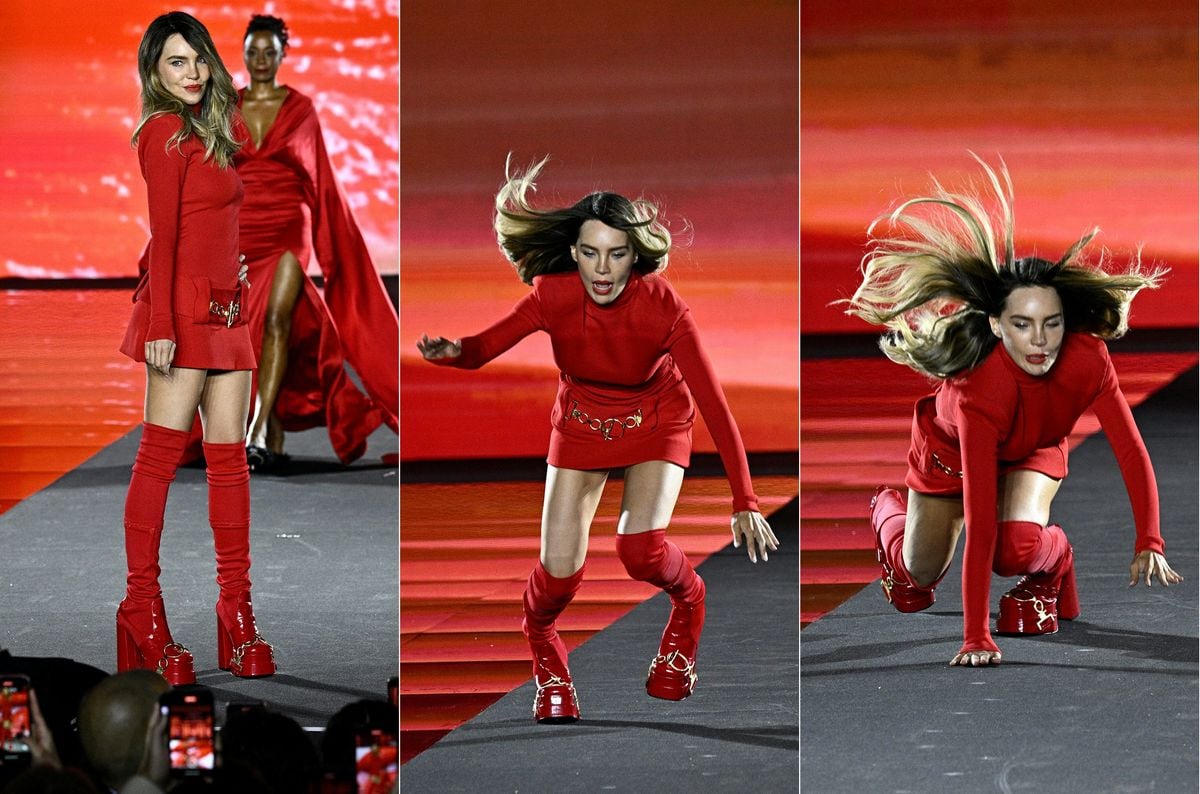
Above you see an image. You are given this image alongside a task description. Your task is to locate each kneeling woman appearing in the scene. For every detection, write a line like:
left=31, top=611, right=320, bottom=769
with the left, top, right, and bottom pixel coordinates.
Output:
left=418, top=157, right=778, bottom=721
left=843, top=157, right=1182, bottom=667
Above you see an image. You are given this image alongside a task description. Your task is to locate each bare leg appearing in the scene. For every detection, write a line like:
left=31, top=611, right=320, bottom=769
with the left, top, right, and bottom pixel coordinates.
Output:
left=616, top=460, right=685, bottom=535
left=199, top=370, right=254, bottom=443
left=902, top=490, right=966, bottom=587
left=998, top=469, right=1060, bottom=523
left=247, top=252, right=304, bottom=453
left=144, top=366, right=208, bottom=431
left=540, top=464, right=608, bottom=576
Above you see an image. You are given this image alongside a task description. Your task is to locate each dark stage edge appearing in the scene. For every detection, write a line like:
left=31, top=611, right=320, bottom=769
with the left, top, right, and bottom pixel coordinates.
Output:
left=801, top=367, right=1199, bottom=794
left=0, top=423, right=398, bottom=729
left=401, top=501, right=799, bottom=792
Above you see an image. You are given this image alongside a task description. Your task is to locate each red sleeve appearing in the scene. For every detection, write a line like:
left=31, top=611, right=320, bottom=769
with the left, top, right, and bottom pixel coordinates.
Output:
left=957, top=407, right=1002, bottom=655
left=665, top=310, right=760, bottom=514
left=1090, top=355, right=1164, bottom=554
left=429, top=289, right=544, bottom=370
left=138, top=114, right=188, bottom=343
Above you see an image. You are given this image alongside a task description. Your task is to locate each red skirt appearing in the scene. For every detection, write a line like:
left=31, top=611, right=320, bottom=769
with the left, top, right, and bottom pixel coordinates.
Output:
left=904, top=394, right=1069, bottom=496
left=120, top=297, right=257, bottom=372
left=547, top=378, right=695, bottom=471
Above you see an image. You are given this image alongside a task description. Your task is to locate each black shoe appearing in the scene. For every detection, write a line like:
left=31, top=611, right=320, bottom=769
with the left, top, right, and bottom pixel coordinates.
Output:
left=246, top=445, right=291, bottom=474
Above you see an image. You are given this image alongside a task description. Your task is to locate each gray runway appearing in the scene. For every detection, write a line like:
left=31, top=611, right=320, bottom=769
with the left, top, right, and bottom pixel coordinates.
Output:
left=801, top=367, right=1199, bottom=794
left=0, top=423, right=398, bottom=728
left=400, top=498, right=799, bottom=793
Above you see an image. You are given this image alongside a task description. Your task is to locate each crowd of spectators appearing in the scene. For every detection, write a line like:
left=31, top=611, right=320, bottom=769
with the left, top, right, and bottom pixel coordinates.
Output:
left=0, top=648, right=397, bottom=793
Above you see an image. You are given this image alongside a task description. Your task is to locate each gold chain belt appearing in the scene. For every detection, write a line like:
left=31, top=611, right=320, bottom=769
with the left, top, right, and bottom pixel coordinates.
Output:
left=209, top=297, right=241, bottom=328
left=931, top=451, right=963, bottom=479
left=567, top=400, right=643, bottom=441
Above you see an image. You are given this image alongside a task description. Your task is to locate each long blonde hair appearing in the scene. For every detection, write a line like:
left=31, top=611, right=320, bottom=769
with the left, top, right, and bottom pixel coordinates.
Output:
left=131, top=12, right=242, bottom=168
left=494, top=156, right=674, bottom=285
left=841, top=155, right=1165, bottom=378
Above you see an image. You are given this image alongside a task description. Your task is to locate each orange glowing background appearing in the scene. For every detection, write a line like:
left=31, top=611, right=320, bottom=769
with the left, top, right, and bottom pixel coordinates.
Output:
left=801, top=0, right=1198, bottom=334
left=0, top=0, right=397, bottom=279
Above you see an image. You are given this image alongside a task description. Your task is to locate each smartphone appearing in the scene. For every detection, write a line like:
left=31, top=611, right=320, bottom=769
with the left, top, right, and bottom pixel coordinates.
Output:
left=0, top=675, right=32, bottom=768
left=387, top=676, right=398, bottom=707
left=160, top=686, right=215, bottom=778
left=354, top=727, right=398, bottom=794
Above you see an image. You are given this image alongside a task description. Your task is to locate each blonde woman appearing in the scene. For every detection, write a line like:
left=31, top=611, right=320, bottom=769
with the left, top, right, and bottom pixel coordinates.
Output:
left=844, top=156, right=1181, bottom=667
left=117, top=12, right=274, bottom=684
left=418, top=157, right=778, bottom=722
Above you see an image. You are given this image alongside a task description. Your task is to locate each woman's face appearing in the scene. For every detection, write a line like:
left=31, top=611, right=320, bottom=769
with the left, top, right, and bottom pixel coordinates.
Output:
left=157, top=33, right=209, bottom=106
left=243, top=30, right=284, bottom=85
left=989, top=285, right=1064, bottom=376
left=571, top=219, right=636, bottom=305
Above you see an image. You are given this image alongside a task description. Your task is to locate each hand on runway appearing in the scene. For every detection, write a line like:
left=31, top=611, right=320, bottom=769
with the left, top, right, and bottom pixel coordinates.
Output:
left=417, top=334, right=462, bottom=360
left=730, top=510, right=778, bottom=563
left=145, top=338, right=176, bottom=377
left=949, top=649, right=1001, bottom=667
left=1128, top=550, right=1182, bottom=587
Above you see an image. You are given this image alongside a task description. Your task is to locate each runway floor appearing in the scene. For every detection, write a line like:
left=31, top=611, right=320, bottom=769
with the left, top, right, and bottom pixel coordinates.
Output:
left=801, top=365, right=1199, bottom=793
left=0, top=420, right=399, bottom=729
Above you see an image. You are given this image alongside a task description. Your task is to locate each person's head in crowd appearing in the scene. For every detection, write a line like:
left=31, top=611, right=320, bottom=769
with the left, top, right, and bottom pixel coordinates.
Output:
left=320, top=699, right=397, bottom=784
left=218, top=705, right=320, bottom=792
left=77, top=670, right=169, bottom=789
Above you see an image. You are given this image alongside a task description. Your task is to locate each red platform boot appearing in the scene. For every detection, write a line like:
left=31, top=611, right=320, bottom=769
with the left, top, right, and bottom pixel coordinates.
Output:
left=870, top=487, right=944, bottom=613
left=996, top=522, right=1078, bottom=636
left=616, top=530, right=705, bottom=701
left=523, top=561, right=584, bottom=723
left=118, top=423, right=195, bottom=686
left=206, top=441, right=276, bottom=677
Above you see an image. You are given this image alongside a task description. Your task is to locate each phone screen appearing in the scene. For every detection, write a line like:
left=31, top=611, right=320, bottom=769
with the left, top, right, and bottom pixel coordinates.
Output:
left=164, top=694, right=214, bottom=773
left=354, top=728, right=398, bottom=794
left=0, top=677, right=31, bottom=757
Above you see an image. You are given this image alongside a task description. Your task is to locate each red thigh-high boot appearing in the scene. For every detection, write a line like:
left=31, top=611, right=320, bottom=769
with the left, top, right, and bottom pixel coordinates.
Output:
left=870, top=487, right=945, bottom=613
left=615, top=530, right=705, bottom=702
left=117, top=423, right=196, bottom=686
left=994, top=520, right=1078, bottom=635
left=204, top=441, right=276, bottom=677
left=523, top=561, right=585, bottom=723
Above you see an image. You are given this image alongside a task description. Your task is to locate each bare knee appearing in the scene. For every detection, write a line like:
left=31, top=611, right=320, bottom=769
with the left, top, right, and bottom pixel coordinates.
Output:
left=263, top=307, right=292, bottom=340
left=906, top=561, right=944, bottom=589
left=541, top=552, right=585, bottom=578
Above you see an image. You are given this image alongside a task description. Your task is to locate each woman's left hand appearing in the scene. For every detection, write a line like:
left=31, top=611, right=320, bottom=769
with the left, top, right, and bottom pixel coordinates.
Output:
left=730, top=511, right=779, bottom=564
left=1129, top=550, right=1183, bottom=587
left=238, top=254, right=250, bottom=288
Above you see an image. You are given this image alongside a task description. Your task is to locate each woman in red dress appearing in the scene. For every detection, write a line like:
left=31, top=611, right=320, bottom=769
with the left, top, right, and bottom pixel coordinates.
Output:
left=843, top=156, right=1182, bottom=667
left=236, top=14, right=398, bottom=471
left=418, top=157, right=779, bottom=722
left=117, top=12, right=275, bottom=685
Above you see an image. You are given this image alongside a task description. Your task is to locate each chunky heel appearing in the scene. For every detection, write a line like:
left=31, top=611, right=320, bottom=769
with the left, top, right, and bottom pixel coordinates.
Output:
left=645, top=577, right=705, bottom=701
left=116, top=598, right=195, bottom=686
left=870, top=487, right=941, bottom=613
left=216, top=594, right=276, bottom=678
left=996, top=534, right=1077, bottom=636
left=530, top=636, right=579, bottom=723
left=1057, top=553, right=1080, bottom=620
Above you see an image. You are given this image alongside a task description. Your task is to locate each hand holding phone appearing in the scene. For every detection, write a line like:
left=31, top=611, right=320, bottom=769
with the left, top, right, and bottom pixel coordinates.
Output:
left=159, top=686, right=215, bottom=779
left=0, top=675, right=32, bottom=766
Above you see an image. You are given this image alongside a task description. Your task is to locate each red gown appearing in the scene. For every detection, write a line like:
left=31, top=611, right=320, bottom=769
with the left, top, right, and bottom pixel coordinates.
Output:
left=120, top=112, right=255, bottom=370
left=431, top=271, right=760, bottom=513
left=234, top=87, right=398, bottom=462
left=905, top=332, right=1164, bottom=654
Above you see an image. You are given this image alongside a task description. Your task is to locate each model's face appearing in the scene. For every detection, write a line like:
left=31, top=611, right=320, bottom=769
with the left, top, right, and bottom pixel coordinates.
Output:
left=571, top=220, right=636, bottom=305
left=989, top=285, right=1064, bottom=376
left=243, top=30, right=284, bottom=84
left=157, top=34, right=209, bottom=106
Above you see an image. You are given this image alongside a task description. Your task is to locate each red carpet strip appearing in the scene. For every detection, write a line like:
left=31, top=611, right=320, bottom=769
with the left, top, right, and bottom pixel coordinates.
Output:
left=800, top=352, right=1199, bottom=628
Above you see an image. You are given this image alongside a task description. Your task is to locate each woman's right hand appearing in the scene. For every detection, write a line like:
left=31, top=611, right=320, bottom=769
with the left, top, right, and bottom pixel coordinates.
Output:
left=145, top=338, right=176, bottom=376
left=417, top=334, right=461, bottom=360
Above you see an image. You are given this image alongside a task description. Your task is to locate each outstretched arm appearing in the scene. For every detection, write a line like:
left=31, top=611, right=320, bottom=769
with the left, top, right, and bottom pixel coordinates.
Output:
left=419, top=290, right=544, bottom=369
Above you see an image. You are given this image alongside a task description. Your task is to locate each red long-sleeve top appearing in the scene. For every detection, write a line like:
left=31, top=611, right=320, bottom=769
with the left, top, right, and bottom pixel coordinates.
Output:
left=931, top=333, right=1162, bottom=654
left=430, top=271, right=760, bottom=514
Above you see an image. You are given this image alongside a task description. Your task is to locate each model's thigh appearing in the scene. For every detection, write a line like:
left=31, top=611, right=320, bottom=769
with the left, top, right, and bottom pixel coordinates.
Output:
left=998, top=469, right=1061, bottom=525
left=144, top=366, right=208, bottom=431
left=540, top=464, right=609, bottom=576
left=616, top=460, right=685, bottom=535
left=198, top=370, right=254, bottom=443
left=903, top=489, right=965, bottom=586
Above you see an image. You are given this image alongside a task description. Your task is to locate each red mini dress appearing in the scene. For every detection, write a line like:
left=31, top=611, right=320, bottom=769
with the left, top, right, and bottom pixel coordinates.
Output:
left=120, top=111, right=256, bottom=371
left=431, top=271, right=760, bottom=514
left=906, top=332, right=1164, bottom=653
